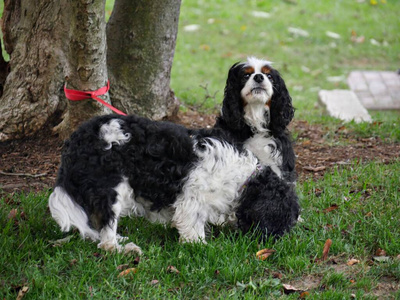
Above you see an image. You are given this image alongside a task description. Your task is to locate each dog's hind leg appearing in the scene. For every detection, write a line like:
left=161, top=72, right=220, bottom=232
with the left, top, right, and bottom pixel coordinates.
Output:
left=97, top=180, right=142, bottom=255
left=97, top=201, right=142, bottom=255
left=49, top=187, right=100, bottom=241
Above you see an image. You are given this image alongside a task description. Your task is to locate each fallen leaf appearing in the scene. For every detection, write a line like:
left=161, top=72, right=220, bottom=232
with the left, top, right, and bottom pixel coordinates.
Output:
left=347, top=258, right=360, bottom=266
left=16, top=286, right=29, bottom=300
left=373, top=256, right=390, bottom=263
left=183, top=24, right=200, bottom=32
left=93, top=252, right=103, bottom=258
left=282, top=283, right=302, bottom=294
left=214, top=270, right=220, bottom=276
left=375, top=248, right=387, bottom=256
left=251, top=11, right=271, bottom=19
left=200, top=44, right=210, bottom=51
left=256, top=249, right=276, bottom=261
left=167, top=265, right=180, bottom=274
left=116, top=264, right=130, bottom=271
left=8, top=208, right=18, bottom=219
left=321, top=239, right=332, bottom=261
left=70, top=259, right=78, bottom=266
left=150, top=279, right=159, bottom=285
left=272, top=272, right=283, bottom=279
left=303, top=166, right=326, bottom=172
left=49, top=235, right=74, bottom=247
left=323, top=204, right=339, bottom=214
left=364, top=211, right=373, bottom=217
left=288, top=27, right=310, bottom=37
left=326, top=31, right=341, bottom=39
left=300, top=291, right=310, bottom=298
left=118, top=268, right=137, bottom=277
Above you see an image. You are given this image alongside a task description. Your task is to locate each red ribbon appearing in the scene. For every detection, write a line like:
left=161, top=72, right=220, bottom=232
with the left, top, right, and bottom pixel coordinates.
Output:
left=64, top=80, right=127, bottom=116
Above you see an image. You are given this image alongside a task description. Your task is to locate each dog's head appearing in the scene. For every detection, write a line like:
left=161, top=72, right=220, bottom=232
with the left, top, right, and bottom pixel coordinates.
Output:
left=217, top=57, right=294, bottom=137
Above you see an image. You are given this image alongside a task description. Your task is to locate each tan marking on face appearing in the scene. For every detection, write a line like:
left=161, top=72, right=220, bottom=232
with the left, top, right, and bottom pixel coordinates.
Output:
left=261, top=65, right=271, bottom=74
left=266, top=98, right=272, bottom=107
left=244, top=66, right=255, bottom=75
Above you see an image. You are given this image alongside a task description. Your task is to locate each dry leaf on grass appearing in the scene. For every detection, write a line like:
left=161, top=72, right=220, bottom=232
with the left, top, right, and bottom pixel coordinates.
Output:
left=49, top=235, right=74, bottom=247
left=373, top=256, right=390, bottom=263
left=116, top=264, right=130, bottom=271
left=118, top=268, right=137, bottom=277
left=256, top=249, right=276, bottom=261
left=167, top=265, right=180, bottom=274
left=346, top=258, right=360, bottom=266
left=300, top=291, right=310, bottom=298
left=375, top=248, right=387, bottom=256
left=16, top=286, right=29, bottom=300
left=282, top=283, right=303, bottom=294
left=150, top=279, right=159, bottom=285
left=303, top=166, right=326, bottom=172
left=7, top=208, right=18, bottom=219
left=323, top=204, right=338, bottom=214
left=321, top=239, right=332, bottom=261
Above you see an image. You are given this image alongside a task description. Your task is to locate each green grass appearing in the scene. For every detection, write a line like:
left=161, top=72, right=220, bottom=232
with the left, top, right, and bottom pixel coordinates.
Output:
left=1, top=0, right=400, bottom=298
left=1, top=161, right=399, bottom=298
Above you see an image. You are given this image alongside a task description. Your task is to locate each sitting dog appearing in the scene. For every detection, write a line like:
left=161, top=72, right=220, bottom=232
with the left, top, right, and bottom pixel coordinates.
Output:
left=49, top=57, right=300, bottom=254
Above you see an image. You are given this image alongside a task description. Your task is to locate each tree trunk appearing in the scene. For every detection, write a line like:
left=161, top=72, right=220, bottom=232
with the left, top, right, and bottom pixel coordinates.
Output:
left=0, top=0, right=181, bottom=141
left=106, top=0, right=181, bottom=120
left=54, top=0, right=110, bottom=140
left=0, top=0, right=69, bottom=141
left=0, top=38, right=9, bottom=98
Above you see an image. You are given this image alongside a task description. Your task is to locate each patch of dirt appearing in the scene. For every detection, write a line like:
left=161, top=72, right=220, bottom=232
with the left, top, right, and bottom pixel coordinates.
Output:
left=1, top=110, right=399, bottom=196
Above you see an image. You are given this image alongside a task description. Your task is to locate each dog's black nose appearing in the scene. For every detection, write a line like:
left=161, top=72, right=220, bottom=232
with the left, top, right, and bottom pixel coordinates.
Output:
left=253, top=74, right=264, bottom=83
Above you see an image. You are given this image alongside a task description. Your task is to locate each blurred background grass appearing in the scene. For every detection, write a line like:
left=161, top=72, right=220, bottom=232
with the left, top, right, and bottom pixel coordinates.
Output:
left=169, top=0, right=399, bottom=122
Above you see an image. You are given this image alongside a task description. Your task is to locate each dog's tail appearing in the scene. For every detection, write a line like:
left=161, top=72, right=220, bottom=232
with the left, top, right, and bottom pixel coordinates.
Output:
left=49, top=187, right=100, bottom=241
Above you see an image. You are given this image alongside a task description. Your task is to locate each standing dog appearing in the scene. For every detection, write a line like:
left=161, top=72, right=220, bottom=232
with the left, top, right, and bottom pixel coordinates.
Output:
left=49, top=57, right=299, bottom=254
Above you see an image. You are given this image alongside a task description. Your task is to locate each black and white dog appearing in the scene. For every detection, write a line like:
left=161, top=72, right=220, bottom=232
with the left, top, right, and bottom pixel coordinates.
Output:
left=49, top=57, right=300, bottom=254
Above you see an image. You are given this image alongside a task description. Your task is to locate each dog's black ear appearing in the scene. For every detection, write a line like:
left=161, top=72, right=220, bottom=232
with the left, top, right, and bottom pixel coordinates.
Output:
left=216, top=62, right=248, bottom=132
left=269, top=71, right=295, bottom=133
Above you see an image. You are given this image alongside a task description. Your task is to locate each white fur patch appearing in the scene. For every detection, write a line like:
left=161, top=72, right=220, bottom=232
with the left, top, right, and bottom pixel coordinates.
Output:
left=172, top=138, right=259, bottom=242
left=113, top=177, right=174, bottom=224
left=244, top=133, right=282, bottom=178
left=49, top=187, right=100, bottom=241
left=243, top=103, right=270, bottom=134
left=99, top=119, right=131, bottom=150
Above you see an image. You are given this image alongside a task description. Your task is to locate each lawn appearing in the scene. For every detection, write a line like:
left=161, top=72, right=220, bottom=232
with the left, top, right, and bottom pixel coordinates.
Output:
left=1, top=0, right=400, bottom=299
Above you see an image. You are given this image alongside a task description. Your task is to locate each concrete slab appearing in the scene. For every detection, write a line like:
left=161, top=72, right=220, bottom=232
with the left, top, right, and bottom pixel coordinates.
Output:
left=318, top=90, right=372, bottom=123
left=347, top=71, right=400, bottom=110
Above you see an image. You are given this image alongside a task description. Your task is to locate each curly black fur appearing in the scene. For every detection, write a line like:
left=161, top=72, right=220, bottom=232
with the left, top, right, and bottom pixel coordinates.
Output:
left=236, top=167, right=299, bottom=237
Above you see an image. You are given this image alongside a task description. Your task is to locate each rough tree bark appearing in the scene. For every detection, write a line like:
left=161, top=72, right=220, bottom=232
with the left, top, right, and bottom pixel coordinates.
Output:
left=107, top=0, right=181, bottom=119
left=0, top=0, right=181, bottom=141
left=0, top=0, right=69, bottom=141
left=54, top=0, right=111, bottom=140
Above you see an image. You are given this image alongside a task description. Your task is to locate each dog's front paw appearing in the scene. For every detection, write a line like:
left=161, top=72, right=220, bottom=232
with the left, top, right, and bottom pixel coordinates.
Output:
left=116, top=234, right=129, bottom=242
left=123, top=242, right=143, bottom=256
left=98, top=241, right=122, bottom=252
left=179, top=236, right=207, bottom=244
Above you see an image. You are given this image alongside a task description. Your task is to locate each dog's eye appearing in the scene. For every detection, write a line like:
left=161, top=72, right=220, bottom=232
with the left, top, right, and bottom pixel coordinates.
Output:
left=244, top=73, right=251, bottom=79
left=267, top=74, right=273, bottom=82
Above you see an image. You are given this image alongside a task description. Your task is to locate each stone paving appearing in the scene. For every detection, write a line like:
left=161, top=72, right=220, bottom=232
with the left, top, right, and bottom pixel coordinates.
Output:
left=318, top=90, right=372, bottom=123
left=318, top=70, right=399, bottom=122
left=347, top=71, right=400, bottom=110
